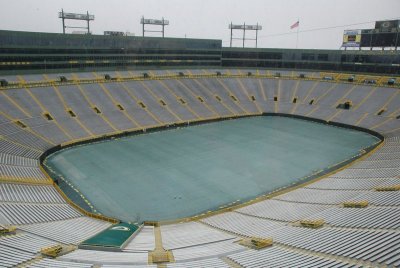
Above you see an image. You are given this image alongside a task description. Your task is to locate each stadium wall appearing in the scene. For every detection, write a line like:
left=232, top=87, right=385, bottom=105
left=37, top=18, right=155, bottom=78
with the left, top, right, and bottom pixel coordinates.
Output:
left=222, top=47, right=400, bottom=74
left=0, top=30, right=222, bottom=73
left=0, top=30, right=399, bottom=74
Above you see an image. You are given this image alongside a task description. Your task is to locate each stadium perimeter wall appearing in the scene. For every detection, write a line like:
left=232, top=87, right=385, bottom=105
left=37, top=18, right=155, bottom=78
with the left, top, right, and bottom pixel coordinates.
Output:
left=1, top=30, right=400, bottom=75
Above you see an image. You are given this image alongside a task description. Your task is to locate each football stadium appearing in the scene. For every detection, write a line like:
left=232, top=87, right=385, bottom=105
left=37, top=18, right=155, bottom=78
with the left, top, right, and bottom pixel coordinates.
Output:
left=1, top=1, right=400, bottom=267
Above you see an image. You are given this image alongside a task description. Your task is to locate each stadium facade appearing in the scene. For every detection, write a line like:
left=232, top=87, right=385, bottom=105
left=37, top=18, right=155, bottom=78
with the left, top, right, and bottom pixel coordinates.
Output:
left=1, top=29, right=400, bottom=74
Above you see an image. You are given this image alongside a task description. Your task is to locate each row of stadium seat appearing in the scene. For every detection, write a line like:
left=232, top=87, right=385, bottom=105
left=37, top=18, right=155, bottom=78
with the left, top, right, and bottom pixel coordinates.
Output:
left=0, top=69, right=399, bottom=267
left=0, top=76, right=399, bottom=155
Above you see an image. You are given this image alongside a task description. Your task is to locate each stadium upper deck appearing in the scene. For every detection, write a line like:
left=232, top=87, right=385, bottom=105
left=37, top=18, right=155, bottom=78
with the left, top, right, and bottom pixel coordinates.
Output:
left=1, top=30, right=399, bottom=74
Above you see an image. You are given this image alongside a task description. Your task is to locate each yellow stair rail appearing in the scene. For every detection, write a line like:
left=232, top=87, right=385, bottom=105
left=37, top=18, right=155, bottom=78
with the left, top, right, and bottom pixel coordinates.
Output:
left=343, top=201, right=369, bottom=208
left=375, top=185, right=400, bottom=191
left=239, top=237, right=273, bottom=250
left=300, top=219, right=325, bottom=228
left=0, top=226, right=16, bottom=235
left=40, top=245, right=63, bottom=258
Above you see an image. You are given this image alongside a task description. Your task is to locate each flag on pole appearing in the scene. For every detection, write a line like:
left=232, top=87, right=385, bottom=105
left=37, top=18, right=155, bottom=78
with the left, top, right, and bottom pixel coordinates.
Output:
left=290, top=20, right=299, bottom=29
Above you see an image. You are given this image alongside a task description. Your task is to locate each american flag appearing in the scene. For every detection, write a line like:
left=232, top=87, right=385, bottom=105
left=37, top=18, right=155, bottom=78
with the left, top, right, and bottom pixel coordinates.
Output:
left=290, top=20, right=299, bottom=29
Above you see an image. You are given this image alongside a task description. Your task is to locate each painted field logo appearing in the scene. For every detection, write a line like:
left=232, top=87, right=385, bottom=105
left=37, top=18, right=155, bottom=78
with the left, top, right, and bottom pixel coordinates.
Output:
left=111, top=226, right=130, bottom=231
left=80, top=223, right=139, bottom=249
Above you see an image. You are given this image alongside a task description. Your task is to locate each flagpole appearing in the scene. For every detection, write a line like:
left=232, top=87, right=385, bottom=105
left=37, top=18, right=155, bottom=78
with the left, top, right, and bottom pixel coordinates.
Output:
left=296, top=19, right=299, bottom=49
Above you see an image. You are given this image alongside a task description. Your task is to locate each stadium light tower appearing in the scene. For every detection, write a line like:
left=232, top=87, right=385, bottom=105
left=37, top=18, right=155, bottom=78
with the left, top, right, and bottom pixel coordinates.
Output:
left=140, top=17, right=169, bottom=38
left=58, top=9, right=95, bottom=34
left=229, top=22, right=262, bottom=48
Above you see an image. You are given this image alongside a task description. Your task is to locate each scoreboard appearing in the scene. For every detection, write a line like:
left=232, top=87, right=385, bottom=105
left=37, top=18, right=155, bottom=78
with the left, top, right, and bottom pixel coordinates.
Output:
left=375, top=20, right=399, bottom=31
left=360, top=29, right=399, bottom=47
left=342, top=30, right=361, bottom=47
left=343, top=20, right=399, bottom=48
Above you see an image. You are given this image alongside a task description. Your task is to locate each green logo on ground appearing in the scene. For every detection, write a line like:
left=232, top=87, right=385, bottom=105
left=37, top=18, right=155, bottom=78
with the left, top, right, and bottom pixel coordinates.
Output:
left=111, top=226, right=130, bottom=231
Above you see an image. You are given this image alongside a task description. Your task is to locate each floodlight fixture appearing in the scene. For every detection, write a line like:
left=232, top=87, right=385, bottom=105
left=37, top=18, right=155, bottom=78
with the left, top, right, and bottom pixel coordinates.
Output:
left=229, top=22, right=262, bottom=48
left=141, top=17, right=169, bottom=38
left=59, top=9, right=95, bottom=34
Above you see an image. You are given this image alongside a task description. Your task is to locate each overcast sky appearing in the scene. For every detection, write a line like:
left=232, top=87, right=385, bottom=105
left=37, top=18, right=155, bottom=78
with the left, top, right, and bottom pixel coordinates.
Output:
left=1, top=0, right=399, bottom=49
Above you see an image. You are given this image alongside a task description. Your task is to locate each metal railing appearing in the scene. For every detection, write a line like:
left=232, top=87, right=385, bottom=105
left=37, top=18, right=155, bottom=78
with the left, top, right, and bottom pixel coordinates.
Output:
left=1, top=71, right=399, bottom=91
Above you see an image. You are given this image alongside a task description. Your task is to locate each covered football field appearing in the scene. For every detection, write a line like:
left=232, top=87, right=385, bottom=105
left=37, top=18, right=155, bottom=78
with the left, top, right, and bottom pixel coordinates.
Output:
left=46, top=116, right=379, bottom=222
